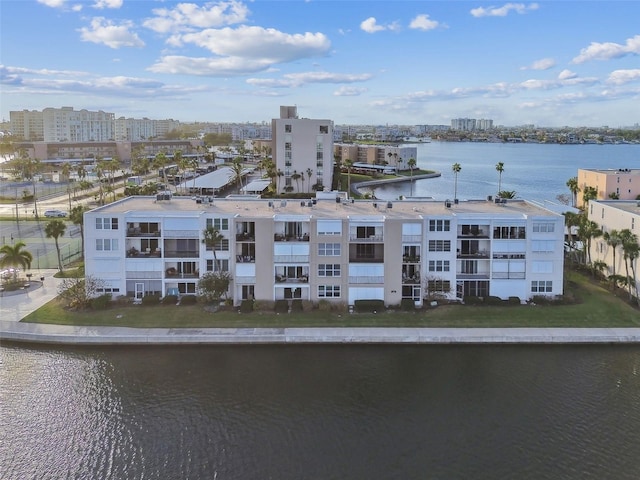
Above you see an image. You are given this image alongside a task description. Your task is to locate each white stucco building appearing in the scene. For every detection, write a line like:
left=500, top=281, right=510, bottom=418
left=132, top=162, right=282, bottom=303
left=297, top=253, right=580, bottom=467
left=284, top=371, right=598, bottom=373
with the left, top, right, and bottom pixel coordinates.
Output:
left=84, top=195, right=565, bottom=307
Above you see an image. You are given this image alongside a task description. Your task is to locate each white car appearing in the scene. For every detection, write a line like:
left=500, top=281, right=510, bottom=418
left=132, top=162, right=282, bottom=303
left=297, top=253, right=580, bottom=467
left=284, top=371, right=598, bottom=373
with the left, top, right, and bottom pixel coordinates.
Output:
left=44, top=209, right=67, bottom=218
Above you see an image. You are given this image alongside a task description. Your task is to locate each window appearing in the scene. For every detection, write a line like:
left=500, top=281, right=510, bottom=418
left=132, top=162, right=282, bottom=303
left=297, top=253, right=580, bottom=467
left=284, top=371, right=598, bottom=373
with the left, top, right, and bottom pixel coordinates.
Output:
left=96, top=217, right=118, bottom=230
left=96, top=238, right=118, bottom=251
left=319, top=243, right=340, bottom=256
left=318, top=285, right=340, bottom=298
left=285, top=124, right=291, bottom=133
left=532, top=261, right=553, bottom=273
left=493, top=225, right=526, bottom=239
left=428, top=260, right=450, bottom=272
left=428, top=240, right=451, bottom=252
left=318, top=264, right=341, bottom=277
left=317, top=220, right=342, bottom=235
left=531, top=281, right=553, bottom=293
left=319, top=125, right=329, bottom=134
left=531, top=240, right=555, bottom=252
left=427, top=280, right=450, bottom=292
left=429, top=219, right=450, bottom=231
left=206, top=259, right=229, bottom=271
left=206, top=218, right=229, bottom=230
left=533, top=223, right=555, bottom=233
left=96, top=287, right=120, bottom=294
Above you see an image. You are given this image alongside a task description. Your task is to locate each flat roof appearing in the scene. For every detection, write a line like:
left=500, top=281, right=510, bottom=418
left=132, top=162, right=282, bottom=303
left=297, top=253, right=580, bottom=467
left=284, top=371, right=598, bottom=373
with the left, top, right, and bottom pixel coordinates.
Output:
left=89, top=195, right=563, bottom=219
left=593, top=200, right=640, bottom=215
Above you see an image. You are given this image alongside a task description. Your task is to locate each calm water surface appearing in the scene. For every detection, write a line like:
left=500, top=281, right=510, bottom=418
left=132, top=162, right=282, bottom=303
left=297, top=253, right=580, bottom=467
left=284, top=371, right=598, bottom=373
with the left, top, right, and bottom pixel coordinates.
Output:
left=2, top=344, right=640, bottom=479
left=371, top=142, right=639, bottom=202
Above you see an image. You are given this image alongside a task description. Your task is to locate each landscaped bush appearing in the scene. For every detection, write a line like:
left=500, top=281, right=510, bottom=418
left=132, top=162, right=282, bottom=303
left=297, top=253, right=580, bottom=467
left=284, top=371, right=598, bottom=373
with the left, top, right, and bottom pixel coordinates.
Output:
left=354, top=299, right=385, bottom=313
left=400, top=298, right=416, bottom=311
left=162, top=294, right=179, bottom=305
left=508, top=296, right=521, bottom=305
left=463, top=296, right=483, bottom=305
left=291, top=299, right=304, bottom=312
left=90, top=293, right=112, bottom=310
left=141, top=294, right=161, bottom=306
left=274, top=299, right=289, bottom=313
left=484, top=296, right=504, bottom=306
left=253, top=300, right=274, bottom=311
left=240, top=299, right=254, bottom=313
left=317, top=300, right=332, bottom=312
left=179, top=295, right=197, bottom=305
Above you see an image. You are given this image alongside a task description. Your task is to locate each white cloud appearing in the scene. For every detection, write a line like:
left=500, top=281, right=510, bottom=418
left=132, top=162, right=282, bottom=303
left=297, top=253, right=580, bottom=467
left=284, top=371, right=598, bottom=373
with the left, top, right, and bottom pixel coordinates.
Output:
left=558, top=69, right=577, bottom=80
left=148, top=55, right=273, bottom=76
left=246, top=71, right=372, bottom=88
left=572, top=35, right=640, bottom=64
left=37, top=0, right=68, bottom=7
left=78, top=17, right=145, bottom=49
left=360, top=17, right=400, bottom=33
left=470, top=3, right=539, bottom=18
left=178, top=26, right=330, bottom=62
left=92, top=0, right=122, bottom=9
left=409, top=14, right=443, bottom=31
left=143, top=0, right=249, bottom=34
left=607, top=69, right=640, bottom=85
left=521, top=58, right=555, bottom=70
left=334, top=86, right=368, bottom=96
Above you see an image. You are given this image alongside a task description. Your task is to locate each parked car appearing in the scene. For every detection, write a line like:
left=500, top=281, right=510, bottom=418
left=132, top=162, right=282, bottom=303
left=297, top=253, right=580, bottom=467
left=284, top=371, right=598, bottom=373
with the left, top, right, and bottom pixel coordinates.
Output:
left=44, top=209, right=67, bottom=218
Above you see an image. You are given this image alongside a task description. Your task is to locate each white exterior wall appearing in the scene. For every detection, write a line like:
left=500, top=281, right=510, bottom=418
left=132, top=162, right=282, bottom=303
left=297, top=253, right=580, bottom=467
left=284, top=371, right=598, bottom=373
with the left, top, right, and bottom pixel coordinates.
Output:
left=84, top=197, right=565, bottom=306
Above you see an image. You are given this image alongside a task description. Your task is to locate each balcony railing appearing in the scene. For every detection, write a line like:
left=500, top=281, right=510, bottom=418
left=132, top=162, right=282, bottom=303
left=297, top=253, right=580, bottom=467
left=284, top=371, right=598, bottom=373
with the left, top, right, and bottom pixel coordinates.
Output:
left=273, top=255, right=309, bottom=263
left=349, top=235, right=383, bottom=242
left=274, top=233, right=309, bottom=242
left=236, top=233, right=255, bottom=241
left=402, top=255, right=421, bottom=263
left=127, top=229, right=161, bottom=237
left=165, top=271, right=200, bottom=279
left=348, top=256, right=384, bottom=263
left=235, top=255, right=255, bottom=263
left=275, top=275, right=309, bottom=283
left=125, top=271, right=162, bottom=279
left=491, top=272, right=526, bottom=279
left=348, top=276, right=385, bottom=284
left=163, top=250, right=199, bottom=258
left=126, top=249, right=162, bottom=258
left=456, top=251, right=490, bottom=259
left=402, top=235, right=422, bottom=243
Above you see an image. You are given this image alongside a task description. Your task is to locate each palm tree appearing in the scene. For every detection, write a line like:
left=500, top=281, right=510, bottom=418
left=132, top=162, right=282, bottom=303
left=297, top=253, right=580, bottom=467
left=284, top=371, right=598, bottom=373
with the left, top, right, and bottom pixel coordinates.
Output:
left=495, top=162, right=505, bottom=195
left=582, top=185, right=598, bottom=209
left=306, top=168, right=313, bottom=193
left=231, top=159, right=244, bottom=193
left=69, top=205, right=87, bottom=258
left=292, top=170, right=301, bottom=193
left=153, top=152, right=168, bottom=185
left=577, top=217, right=602, bottom=265
left=407, top=158, right=417, bottom=196
left=344, top=158, right=354, bottom=195
left=619, top=229, right=639, bottom=302
left=566, top=177, right=580, bottom=207
left=0, top=242, right=33, bottom=282
left=45, top=219, right=67, bottom=272
left=202, top=226, right=224, bottom=271
left=603, top=229, right=623, bottom=282
left=276, top=169, right=284, bottom=194
left=563, top=211, right=582, bottom=263
left=452, top=163, right=461, bottom=201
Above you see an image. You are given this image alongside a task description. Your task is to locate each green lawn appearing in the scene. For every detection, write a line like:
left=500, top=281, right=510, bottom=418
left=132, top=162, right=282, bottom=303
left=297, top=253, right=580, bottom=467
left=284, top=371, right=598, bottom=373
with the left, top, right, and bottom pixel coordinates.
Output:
left=21, top=270, right=640, bottom=329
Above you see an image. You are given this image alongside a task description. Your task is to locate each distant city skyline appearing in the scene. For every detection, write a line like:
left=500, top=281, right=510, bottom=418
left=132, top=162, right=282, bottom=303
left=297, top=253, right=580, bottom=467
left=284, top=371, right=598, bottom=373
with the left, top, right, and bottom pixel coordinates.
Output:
left=1, top=1, right=639, bottom=128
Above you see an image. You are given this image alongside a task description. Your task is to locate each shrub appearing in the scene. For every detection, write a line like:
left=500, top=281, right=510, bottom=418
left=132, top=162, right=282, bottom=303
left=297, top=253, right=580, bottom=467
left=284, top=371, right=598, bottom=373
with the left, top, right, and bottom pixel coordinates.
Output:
left=274, top=299, right=289, bottom=313
left=113, top=295, right=132, bottom=307
left=90, top=293, right=112, bottom=310
left=354, top=299, right=385, bottom=313
left=253, top=300, right=274, bottom=311
left=400, top=298, right=416, bottom=311
left=301, top=300, right=314, bottom=312
left=141, top=294, right=161, bottom=306
left=484, top=296, right=503, bottom=306
left=317, top=299, right=332, bottom=312
left=508, top=296, right=521, bottom=305
left=162, top=294, right=179, bottom=305
left=240, top=299, right=254, bottom=313
left=179, top=295, right=197, bottom=305
left=463, top=296, right=483, bottom=305
left=290, top=299, right=304, bottom=312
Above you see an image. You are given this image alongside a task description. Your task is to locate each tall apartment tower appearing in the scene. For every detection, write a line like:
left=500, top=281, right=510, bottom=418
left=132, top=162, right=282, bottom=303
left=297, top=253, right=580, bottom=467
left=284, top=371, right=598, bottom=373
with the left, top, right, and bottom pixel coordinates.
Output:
left=271, top=106, right=334, bottom=194
left=42, top=107, right=115, bottom=142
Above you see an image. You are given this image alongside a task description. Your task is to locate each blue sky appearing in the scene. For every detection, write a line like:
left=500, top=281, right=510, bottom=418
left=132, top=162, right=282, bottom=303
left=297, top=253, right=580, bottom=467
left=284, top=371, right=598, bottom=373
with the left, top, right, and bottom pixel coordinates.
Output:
left=1, top=0, right=639, bottom=127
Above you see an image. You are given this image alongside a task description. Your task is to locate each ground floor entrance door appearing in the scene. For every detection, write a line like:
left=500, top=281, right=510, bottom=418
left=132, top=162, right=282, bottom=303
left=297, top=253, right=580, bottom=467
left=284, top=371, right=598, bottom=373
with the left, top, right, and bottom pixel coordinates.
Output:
left=135, top=282, right=145, bottom=300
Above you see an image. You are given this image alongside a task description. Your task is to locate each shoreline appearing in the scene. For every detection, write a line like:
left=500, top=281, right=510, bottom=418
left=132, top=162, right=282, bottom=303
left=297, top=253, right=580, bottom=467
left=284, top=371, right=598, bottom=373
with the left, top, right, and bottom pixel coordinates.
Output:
left=351, top=172, right=441, bottom=196
left=2, top=321, right=640, bottom=346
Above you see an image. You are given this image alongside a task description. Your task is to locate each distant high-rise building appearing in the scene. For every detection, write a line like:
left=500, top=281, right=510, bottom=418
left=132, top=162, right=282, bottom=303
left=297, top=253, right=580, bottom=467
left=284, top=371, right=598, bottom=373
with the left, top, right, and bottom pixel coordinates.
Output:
left=451, top=118, right=494, bottom=131
left=9, top=110, right=45, bottom=141
left=42, top=107, right=115, bottom=142
left=272, top=106, right=334, bottom=193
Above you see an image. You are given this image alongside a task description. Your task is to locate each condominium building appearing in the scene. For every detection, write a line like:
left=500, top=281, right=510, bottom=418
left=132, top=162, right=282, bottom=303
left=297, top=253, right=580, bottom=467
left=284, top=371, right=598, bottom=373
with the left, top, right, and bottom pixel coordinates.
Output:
left=578, top=168, right=640, bottom=207
left=587, top=200, right=640, bottom=293
left=272, top=106, right=334, bottom=194
left=334, top=144, right=418, bottom=171
left=9, top=110, right=45, bottom=141
left=84, top=195, right=565, bottom=307
left=42, top=107, right=115, bottom=142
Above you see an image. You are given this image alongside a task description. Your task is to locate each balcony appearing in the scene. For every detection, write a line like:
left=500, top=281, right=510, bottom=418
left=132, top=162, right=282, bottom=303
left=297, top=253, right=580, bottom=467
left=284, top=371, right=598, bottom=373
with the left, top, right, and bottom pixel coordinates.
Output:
left=457, top=250, right=489, bottom=259
left=236, top=232, right=255, bottom=242
left=126, top=247, right=162, bottom=258
left=165, top=268, right=199, bottom=279
left=457, top=225, right=490, bottom=238
left=402, top=255, right=421, bottom=263
left=236, top=255, right=255, bottom=263
left=349, top=234, right=383, bottom=242
left=275, top=275, right=309, bottom=283
left=274, top=233, right=309, bottom=242
left=348, top=276, right=385, bottom=284
left=163, top=250, right=199, bottom=258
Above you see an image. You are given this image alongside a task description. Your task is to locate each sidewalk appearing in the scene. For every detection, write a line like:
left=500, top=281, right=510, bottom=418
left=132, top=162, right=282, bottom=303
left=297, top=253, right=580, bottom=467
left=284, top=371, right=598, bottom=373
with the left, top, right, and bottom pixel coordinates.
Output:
left=0, top=269, right=65, bottom=323
left=2, top=274, right=640, bottom=345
